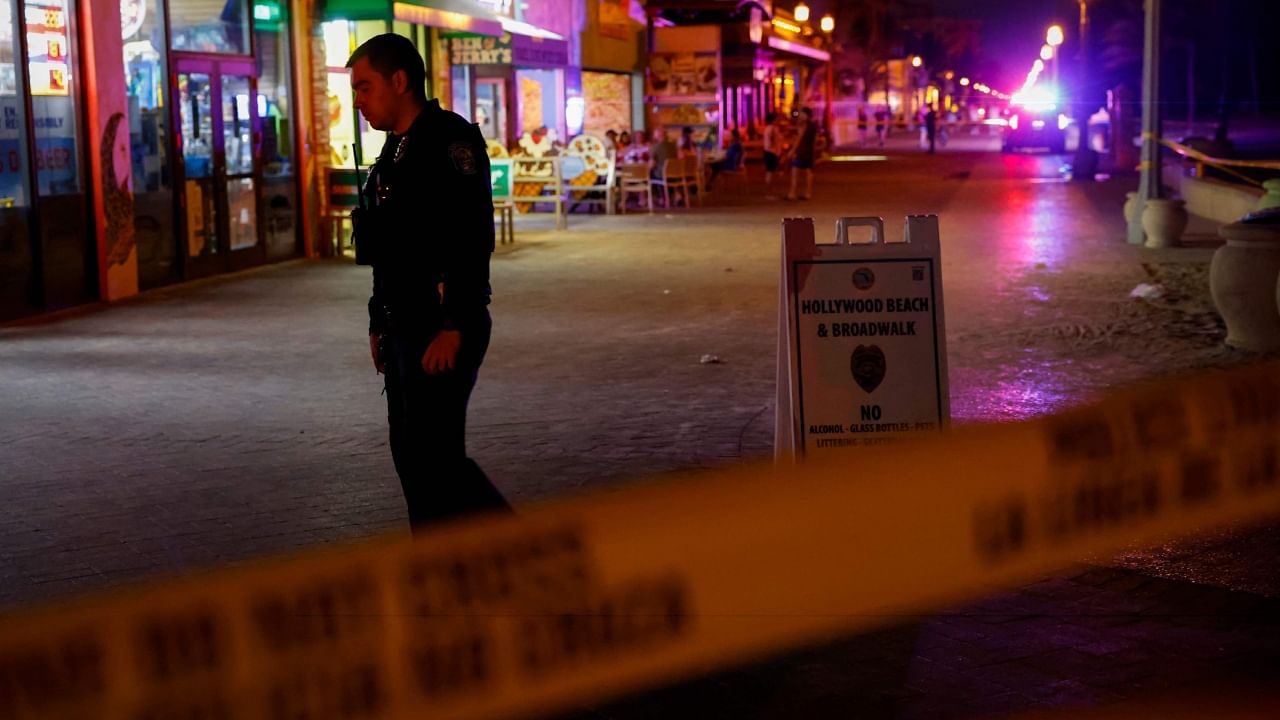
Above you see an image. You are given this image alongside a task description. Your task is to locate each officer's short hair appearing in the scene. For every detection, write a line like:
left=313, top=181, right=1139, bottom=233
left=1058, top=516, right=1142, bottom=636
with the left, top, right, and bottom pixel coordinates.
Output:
left=347, top=34, right=427, bottom=103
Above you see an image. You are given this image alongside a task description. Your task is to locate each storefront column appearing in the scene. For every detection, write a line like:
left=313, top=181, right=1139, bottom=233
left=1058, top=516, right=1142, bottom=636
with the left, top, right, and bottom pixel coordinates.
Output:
left=80, top=0, right=136, bottom=299
left=293, top=0, right=319, bottom=258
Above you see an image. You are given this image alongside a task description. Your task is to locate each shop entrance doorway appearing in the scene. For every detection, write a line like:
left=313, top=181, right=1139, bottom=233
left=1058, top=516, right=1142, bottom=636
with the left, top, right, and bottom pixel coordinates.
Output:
left=173, top=56, right=263, bottom=277
left=474, top=78, right=507, bottom=143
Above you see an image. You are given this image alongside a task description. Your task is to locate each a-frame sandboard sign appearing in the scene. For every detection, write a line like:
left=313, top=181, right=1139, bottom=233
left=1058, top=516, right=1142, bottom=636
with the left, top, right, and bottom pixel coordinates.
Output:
left=775, top=215, right=951, bottom=460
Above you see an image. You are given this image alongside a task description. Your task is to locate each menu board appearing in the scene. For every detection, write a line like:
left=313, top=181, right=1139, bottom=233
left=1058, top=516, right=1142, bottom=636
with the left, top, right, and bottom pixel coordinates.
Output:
left=646, top=52, right=717, bottom=99
left=24, top=0, right=71, bottom=96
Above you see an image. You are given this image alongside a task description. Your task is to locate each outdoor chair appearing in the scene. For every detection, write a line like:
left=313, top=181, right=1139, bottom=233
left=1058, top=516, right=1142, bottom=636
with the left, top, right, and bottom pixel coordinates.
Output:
left=617, top=162, right=654, bottom=213
left=651, top=157, right=695, bottom=209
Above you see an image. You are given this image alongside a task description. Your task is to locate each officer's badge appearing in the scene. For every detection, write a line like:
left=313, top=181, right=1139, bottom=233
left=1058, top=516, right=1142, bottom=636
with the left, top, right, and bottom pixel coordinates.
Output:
left=448, top=141, right=478, bottom=174
left=393, top=136, right=410, bottom=163
left=851, top=345, right=886, bottom=393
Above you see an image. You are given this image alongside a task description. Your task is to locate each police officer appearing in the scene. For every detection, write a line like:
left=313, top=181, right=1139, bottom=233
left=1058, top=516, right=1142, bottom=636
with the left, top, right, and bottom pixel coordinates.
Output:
left=347, top=34, right=508, bottom=529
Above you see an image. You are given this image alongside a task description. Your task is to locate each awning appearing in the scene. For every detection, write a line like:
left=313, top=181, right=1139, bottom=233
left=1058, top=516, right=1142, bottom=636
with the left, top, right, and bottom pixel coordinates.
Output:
left=766, top=35, right=829, bottom=62
left=322, top=0, right=504, bottom=37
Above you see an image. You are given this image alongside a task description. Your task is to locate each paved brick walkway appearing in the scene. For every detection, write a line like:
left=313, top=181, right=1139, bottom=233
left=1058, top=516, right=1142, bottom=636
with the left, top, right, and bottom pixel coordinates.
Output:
left=2, top=149, right=1277, bottom=716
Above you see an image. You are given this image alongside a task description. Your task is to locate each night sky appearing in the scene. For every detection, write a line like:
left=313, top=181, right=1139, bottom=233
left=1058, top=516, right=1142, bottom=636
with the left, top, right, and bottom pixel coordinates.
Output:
left=930, top=0, right=1070, bottom=93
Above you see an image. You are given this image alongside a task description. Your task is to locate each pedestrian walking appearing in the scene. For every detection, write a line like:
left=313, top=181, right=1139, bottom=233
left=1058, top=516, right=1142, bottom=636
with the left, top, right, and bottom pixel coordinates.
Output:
left=785, top=108, right=817, bottom=201
left=874, top=107, right=887, bottom=147
left=925, top=105, right=938, bottom=154
left=348, top=34, right=509, bottom=530
left=762, top=112, right=784, bottom=199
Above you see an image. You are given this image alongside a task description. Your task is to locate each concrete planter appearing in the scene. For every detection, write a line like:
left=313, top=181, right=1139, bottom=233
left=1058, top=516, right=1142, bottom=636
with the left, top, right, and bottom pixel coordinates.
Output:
left=1142, top=198, right=1188, bottom=248
left=1259, top=179, right=1280, bottom=211
left=1124, top=192, right=1139, bottom=225
left=1211, top=221, right=1280, bottom=352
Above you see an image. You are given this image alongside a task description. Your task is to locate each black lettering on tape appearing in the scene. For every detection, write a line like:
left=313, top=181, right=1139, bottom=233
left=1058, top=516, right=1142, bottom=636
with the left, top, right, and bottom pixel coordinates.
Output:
left=1042, top=466, right=1161, bottom=543
left=1180, top=453, right=1222, bottom=506
left=1131, top=396, right=1189, bottom=452
left=135, top=609, right=224, bottom=681
left=406, top=620, right=493, bottom=699
left=1237, top=441, right=1280, bottom=492
left=1228, top=383, right=1280, bottom=429
left=250, top=571, right=382, bottom=653
left=1048, top=412, right=1114, bottom=462
left=267, top=660, right=385, bottom=719
left=132, top=691, right=231, bottom=720
left=516, top=576, right=688, bottom=677
left=972, top=496, right=1028, bottom=563
left=0, top=634, right=104, bottom=716
left=400, top=525, right=591, bottom=615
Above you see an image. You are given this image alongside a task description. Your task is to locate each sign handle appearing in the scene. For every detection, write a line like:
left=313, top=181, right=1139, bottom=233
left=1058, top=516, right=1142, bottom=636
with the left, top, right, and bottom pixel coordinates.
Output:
left=834, top=216, right=885, bottom=245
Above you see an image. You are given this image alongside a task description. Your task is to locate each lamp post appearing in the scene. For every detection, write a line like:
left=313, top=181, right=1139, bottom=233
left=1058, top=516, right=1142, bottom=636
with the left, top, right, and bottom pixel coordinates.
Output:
left=821, top=15, right=835, bottom=145
left=794, top=2, right=809, bottom=23
left=1128, top=0, right=1166, bottom=245
left=1071, top=1, right=1097, bottom=181
left=1046, top=24, right=1064, bottom=91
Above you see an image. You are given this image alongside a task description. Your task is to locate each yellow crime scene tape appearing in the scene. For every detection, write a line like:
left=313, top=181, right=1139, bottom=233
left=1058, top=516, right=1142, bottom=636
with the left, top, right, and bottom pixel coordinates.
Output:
left=2, top=362, right=1279, bottom=719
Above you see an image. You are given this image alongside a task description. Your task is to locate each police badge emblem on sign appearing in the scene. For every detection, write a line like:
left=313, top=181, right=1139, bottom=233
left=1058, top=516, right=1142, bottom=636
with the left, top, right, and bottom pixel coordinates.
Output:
left=449, top=141, right=478, bottom=174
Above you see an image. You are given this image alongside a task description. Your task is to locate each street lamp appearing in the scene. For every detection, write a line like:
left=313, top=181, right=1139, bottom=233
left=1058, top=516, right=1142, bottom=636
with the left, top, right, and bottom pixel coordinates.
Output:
left=1046, top=25, right=1064, bottom=47
left=911, top=55, right=922, bottom=68
left=959, top=77, right=969, bottom=86
left=794, top=2, right=809, bottom=23
left=1072, top=0, right=1097, bottom=182
left=820, top=14, right=834, bottom=34
left=1040, top=44, right=1053, bottom=61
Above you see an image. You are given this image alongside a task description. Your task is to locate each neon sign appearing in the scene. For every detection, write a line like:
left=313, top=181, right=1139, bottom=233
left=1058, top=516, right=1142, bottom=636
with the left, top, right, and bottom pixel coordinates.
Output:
left=24, top=0, right=71, bottom=96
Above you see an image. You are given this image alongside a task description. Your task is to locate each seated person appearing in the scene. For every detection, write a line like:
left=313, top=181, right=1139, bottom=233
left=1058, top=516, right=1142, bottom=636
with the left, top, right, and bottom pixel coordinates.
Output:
left=648, top=126, right=680, bottom=178
left=678, top=126, right=697, bottom=158
left=708, top=129, right=744, bottom=185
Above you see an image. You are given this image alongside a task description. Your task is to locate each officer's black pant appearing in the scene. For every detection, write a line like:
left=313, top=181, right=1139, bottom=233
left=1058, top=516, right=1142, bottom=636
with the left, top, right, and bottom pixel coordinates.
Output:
left=383, top=314, right=508, bottom=530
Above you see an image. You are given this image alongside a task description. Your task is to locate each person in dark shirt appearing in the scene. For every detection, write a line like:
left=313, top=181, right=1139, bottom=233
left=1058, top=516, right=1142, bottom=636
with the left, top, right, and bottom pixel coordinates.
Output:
left=707, top=128, right=744, bottom=186
left=348, top=33, right=508, bottom=530
left=785, top=108, right=818, bottom=201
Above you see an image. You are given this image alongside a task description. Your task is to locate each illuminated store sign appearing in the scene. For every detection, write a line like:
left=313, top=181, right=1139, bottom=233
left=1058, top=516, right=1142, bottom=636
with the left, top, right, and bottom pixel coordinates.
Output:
left=24, top=0, right=71, bottom=96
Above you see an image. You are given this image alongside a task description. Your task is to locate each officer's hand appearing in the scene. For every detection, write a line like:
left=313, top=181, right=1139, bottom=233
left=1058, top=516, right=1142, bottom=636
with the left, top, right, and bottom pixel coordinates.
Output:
left=422, top=330, right=461, bottom=375
left=370, top=334, right=385, bottom=374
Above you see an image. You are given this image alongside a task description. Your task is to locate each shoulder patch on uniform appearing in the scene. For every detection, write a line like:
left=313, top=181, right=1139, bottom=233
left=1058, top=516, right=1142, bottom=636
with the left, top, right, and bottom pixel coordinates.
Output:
left=448, top=141, right=478, bottom=174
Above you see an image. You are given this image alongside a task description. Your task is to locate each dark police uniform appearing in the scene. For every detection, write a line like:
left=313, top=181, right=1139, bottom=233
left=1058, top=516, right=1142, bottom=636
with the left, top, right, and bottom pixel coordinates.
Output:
left=354, top=98, right=508, bottom=528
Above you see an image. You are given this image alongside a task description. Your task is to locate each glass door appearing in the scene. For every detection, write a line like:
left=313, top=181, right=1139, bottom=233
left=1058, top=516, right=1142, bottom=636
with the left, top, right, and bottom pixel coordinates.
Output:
left=174, top=57, right=262, bottom=276
left=474, top=78, right=507, bottom=143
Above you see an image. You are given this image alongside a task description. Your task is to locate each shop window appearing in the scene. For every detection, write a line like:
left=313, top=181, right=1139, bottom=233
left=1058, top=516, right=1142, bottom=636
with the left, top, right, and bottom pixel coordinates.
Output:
left=254, top=0, right=295, bottom=259
left=25, top=0, right=80, bottom=195
left=450, top=65, right=470, bottom=122
left=516, top=68, right=562, bottom=140
left=353, top=19, right=387, bottom=162
left=582, top=71, right=631, bottom=136
left=122, top=0, right=168, bottom=194
left=170, top=0, right=250, bottom=55
left=0, top=0, right=30, bottom=207
left=122, top=0, right=175, bottom=287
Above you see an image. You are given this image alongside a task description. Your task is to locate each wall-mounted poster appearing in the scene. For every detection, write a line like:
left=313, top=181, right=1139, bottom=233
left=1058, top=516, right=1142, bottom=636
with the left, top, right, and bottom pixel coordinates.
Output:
left=646, top=51, right=717, bottom=99
left=583, top=71, right=630, bottom=134
left=24, top=0, right=71, bottom=96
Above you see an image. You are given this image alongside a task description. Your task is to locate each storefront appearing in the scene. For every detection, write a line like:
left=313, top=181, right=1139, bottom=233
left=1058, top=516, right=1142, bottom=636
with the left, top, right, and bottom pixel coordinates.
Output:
left=448, top=21, right=571, bottom=147
left=646, top=25, right=723, bottom=149
left=117, top=0, right=306, bottom=290
left=1, top=0, right=94, bottom=320
left=316, top=0, right=504, bottom=165
left=644, top=2, right=830, bottom=147
left=579, top=0, right=643, bottom=136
